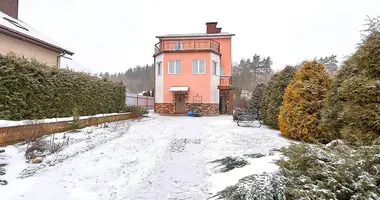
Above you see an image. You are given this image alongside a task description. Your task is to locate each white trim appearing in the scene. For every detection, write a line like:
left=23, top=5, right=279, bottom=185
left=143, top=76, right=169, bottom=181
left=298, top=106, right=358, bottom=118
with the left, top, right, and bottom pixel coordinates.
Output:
left=168, top=60, right=181, bottom=74
left=192, top=59, right=206, bottom=74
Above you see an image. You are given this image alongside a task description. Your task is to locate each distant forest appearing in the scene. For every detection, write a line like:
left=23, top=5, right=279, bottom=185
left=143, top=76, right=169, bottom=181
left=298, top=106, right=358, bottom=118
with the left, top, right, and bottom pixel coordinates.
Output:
left=97, top=64, right=154, bottom=93
left=97, top=55, right=338, bottom=95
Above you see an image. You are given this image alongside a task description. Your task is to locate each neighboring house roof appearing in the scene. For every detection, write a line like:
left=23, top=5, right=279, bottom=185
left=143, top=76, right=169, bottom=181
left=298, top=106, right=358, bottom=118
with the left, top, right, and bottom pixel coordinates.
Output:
left=156, top=32, right=235, bottom=39
left=0, top=11, right=74, bottom=55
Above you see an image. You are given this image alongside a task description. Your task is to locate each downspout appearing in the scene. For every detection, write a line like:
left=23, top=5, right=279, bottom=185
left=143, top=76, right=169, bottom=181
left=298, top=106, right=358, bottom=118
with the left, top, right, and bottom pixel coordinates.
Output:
left=57, top=52, right=72, bottom=68
left=153, top=56, right=156, bottom=112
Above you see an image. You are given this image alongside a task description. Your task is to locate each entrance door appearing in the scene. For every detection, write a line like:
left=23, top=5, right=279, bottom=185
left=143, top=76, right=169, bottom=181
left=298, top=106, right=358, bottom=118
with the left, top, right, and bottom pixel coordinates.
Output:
left=175, top=94, right=186, bottom=113
left=219, top=95, right=226, bottom=114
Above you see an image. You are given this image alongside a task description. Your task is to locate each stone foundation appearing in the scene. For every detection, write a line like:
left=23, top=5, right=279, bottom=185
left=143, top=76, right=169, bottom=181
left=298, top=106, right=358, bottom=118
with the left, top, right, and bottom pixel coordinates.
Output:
left=155, top=103, right=219, bottom=115
left=155, top=103, right=175, bottom=114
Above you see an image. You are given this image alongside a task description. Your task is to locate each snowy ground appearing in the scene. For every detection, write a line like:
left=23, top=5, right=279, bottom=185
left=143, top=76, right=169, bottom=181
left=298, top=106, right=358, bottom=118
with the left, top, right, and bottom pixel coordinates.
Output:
left=0, top=114, right=289, bottom=200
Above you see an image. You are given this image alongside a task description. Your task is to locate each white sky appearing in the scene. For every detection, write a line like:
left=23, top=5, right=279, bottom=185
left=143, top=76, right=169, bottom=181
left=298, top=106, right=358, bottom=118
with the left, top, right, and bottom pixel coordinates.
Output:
left=19, top=0, right=380, bottom=73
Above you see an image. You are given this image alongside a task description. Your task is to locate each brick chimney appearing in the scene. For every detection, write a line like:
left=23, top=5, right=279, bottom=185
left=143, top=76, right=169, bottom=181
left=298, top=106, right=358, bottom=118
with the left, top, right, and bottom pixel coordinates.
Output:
left=0, top=0, right=19, bottom=19
left=206, top=22, right=217, bottom=34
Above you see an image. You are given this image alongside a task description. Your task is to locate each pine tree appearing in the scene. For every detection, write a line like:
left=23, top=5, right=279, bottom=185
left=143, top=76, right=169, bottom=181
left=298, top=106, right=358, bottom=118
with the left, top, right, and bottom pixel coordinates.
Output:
left=260, top=74, right=278, bottom=125
left=278, top=61, right=332, bottom=142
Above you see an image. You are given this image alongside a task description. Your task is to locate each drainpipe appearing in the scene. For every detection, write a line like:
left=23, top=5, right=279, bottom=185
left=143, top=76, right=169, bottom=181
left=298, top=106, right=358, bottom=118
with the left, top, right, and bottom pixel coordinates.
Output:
left=57, top=52, right=72, bottom=68
left=153, top=56, right=156, bottom=112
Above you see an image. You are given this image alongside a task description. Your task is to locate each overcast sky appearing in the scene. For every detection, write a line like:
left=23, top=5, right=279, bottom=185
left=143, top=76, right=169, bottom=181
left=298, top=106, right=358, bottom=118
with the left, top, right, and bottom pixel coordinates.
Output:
left=19, top=0, right=380, bottom=73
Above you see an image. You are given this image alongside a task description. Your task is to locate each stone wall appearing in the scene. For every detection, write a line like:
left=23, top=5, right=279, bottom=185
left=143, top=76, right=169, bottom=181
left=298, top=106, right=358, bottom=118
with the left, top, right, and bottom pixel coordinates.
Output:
left=155, top=103, right=219, bottom=115
left=155, top=103, right=175, bottom=114
left=0, top=113, right=133, bottom=145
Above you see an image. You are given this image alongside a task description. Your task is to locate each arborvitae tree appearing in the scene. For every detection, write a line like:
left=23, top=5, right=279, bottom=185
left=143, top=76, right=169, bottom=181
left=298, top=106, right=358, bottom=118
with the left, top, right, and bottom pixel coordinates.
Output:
left=278, top=61, right=332, bottom=142
left=319, top=59, right=358, bottom=142
left=337, top=17, right=380, bottom=145
left=260, top=74, right=278, bottom=124
left=264, top=66, right=297, bottom=129
left=248, top=83, right=266, bottom=114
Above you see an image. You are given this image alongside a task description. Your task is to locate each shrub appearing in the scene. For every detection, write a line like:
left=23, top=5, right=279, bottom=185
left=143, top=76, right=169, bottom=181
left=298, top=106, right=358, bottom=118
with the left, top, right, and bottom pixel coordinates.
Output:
left=320, top=60, right=358, bottom=142
left=261, top=66, right=296, bottom=129
left=0, top=53, right=125, bottom=120
left=279, top=142, right=380, bottom=199
left=248, top=83, right=266, bottom=114
left=321, top=17, right=380, bottom=145
left=260, top=74, right=278, bottom=124
left=278, top=61, right=332, bottom=142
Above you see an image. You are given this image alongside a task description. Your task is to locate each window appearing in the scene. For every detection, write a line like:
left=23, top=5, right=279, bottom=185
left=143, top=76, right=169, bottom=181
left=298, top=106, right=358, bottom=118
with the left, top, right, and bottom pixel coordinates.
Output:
left=168, top=60, right=181, bottom=74
left=192, top=60, right=205, bottom=74
left=220, top=66, right=224, bottom=76
left=156, top=61, right=162, bottom=76
left=212, top=61, right=218, bottom=76
left=174, top=41, right=182, bottom=50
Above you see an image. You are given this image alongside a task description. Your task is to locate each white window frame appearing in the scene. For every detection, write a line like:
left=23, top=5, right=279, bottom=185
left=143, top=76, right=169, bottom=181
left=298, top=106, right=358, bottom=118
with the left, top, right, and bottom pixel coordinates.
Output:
left=192, top=59, right=206, bottom=74
left=168, top=60, right=181, bottom=74
left=156, top=61, right=162, bottom=76
left=212, top=61, right=218, bottom=76
left=174, top=41, right=183, bottom=50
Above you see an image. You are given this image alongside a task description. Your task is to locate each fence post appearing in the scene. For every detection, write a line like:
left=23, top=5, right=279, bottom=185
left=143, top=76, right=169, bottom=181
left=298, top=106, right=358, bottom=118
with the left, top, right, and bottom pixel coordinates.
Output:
left=137, top=95, right=139, bottom=107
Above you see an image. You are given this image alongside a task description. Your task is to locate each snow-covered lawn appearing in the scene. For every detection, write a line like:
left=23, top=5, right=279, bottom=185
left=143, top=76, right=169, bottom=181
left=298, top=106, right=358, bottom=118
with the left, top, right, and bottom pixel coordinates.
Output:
left=0, top=113, right=289, bottom=200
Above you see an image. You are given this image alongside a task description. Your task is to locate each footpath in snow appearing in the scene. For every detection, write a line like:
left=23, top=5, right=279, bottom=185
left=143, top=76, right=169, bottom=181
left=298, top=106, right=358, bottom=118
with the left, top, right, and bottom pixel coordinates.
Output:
left=0, top=113, right=289, bottom=200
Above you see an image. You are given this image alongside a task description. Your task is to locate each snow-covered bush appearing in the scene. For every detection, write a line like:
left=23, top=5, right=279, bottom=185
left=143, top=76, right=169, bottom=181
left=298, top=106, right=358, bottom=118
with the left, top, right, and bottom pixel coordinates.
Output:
left=211, top=156, right=249, bottom=172
left=278, top=142, right=380, bottom=199
left=0, top=53, right=126, bottom=120
left=212, top=172, right=287, bottom=200
left=260, top=66, right=296, bottom=129
left=278, top=61, right=332, bottom=142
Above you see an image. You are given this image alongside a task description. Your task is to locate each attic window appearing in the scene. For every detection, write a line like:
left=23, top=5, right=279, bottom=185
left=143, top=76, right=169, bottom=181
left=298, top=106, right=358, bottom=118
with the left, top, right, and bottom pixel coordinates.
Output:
left=3, top=17, right=29, bottom=31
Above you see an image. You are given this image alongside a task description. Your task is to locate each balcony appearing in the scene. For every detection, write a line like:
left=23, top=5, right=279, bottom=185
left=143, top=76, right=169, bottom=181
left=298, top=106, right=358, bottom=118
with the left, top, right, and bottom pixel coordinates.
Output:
left=218, top=76, right=232, bottom=89
left=154, top=39, right=220, bottom=56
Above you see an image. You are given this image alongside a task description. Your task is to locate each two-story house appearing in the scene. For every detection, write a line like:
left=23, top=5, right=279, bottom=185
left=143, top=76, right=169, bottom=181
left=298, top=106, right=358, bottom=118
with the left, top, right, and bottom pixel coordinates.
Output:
left=0, top=0, right=73, bottom=67
left=154, top=22, right=234, bottom=115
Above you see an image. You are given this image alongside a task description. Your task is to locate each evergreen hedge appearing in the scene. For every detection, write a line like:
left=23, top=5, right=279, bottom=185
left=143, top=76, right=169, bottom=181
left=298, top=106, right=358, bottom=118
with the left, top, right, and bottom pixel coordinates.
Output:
left=260, top=66, right=296, bottom=129
left=260, top=74, right=278, bottom=125
left=0, top=54, right=126, bottom=120
left=336, top=29, right=380, bottom=145
left=278, top=61, right=332, bottom=142
left=248, top=83, right=266, bottom=114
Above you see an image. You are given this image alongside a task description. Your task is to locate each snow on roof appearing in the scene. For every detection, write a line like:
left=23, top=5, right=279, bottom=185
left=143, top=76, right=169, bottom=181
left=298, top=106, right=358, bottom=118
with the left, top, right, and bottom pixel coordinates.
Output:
left=169, top=86, right=189, bottom=92
left=156, top=32, right=235, bottom=39
left=0, top=11, right=73, bottom=55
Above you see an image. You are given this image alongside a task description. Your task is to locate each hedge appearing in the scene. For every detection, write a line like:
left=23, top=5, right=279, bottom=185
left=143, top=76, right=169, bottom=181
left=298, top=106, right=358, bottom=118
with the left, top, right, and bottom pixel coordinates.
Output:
left=278, top=61, right=332, bottom=142
left=260, top=66, right=296, bottom=129
left=0, top=53, right=126, bottom=120
left=248, top=83, right=266, bottom=114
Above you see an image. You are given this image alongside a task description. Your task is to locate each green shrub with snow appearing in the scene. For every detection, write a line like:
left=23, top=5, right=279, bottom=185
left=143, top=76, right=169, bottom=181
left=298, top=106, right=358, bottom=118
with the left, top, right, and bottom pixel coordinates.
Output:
left=279, top=142, right=380, bottom=199
left=0, top=54, right=126, bottom=120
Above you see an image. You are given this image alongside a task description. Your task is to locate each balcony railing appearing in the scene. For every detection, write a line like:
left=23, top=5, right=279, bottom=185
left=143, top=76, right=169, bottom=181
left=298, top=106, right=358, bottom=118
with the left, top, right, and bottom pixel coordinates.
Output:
left=219, top=76, right=232, bottom=89
left=154, top=39, right=220, bottom=55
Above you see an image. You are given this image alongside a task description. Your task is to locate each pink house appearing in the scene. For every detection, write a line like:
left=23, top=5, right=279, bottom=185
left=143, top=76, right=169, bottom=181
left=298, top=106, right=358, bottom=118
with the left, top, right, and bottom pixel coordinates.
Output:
left=154, top=22, right=234, bottom=115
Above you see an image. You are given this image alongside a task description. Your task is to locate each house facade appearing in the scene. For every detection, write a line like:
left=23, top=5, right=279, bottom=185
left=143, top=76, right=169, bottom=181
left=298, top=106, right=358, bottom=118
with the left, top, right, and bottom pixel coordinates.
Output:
left=154, top=22, right=234, bottom=115
left=0, top=0, right=73, bottom=67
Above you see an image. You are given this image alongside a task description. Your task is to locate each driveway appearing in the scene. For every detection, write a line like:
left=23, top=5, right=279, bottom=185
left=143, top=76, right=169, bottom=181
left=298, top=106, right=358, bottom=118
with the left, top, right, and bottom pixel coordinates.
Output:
left=2, top=114, right=288, bottom=200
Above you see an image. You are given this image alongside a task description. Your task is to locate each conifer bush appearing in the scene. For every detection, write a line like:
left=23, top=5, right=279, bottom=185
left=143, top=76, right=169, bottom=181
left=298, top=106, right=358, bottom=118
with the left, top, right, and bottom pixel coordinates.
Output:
left=321, top=17, right=380, bottom=145
left=278, top=61, right=332, bottom=142
left=248, top=83, right=266, bottom=114
left=0, top=53, right=126, bottom=120
left=260, top=74, right=278, bottom=125
left=261, top=66, right=296, bottom=129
